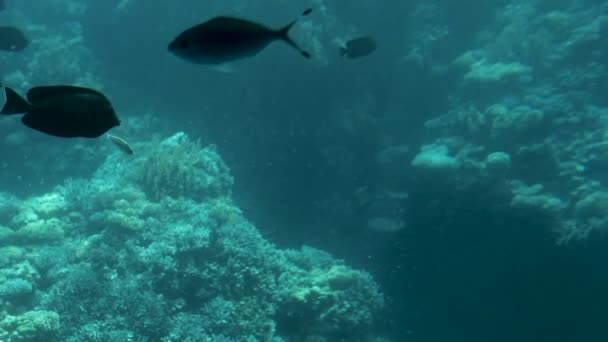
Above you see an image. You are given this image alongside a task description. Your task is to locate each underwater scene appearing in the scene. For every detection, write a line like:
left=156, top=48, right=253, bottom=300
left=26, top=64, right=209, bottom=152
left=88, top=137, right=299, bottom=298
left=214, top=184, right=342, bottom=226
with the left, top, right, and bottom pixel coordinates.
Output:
left=1, top=0, right=608, bottom=341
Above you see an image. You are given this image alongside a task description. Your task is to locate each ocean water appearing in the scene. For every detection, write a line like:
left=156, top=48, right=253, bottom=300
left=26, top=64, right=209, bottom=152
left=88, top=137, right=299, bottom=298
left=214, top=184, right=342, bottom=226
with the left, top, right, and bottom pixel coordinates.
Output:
left=1, top=0, right=608, bottom=341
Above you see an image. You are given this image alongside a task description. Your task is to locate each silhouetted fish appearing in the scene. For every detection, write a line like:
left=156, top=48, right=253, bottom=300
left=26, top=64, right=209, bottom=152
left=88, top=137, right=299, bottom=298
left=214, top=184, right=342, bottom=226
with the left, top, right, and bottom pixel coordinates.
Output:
left=0, top=26, right=29, bottom=51
left=108, top=134, right=134, bottom=155
left=1, top=86, right=120, bottom=138
left=339, top=36, right=377, bottom=59
left=168, top=8, right=312, bottom=65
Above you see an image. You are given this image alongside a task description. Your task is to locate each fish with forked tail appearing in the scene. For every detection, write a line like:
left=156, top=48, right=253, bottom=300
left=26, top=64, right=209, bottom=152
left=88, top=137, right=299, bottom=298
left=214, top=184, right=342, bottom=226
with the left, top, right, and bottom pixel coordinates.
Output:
left=168, top=8, right=312, bottom=65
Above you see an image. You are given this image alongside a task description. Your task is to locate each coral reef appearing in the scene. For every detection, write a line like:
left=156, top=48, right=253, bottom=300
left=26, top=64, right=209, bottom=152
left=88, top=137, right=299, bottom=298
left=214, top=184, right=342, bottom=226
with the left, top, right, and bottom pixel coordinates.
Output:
left=0, top=310, right=60, bottom=342
left=411, top=143, right=461, bottom=171
left=2, top=20, right=102, bottom=91
left=278, top=263, right=384, bottom=337
left=0, top=133, right=384, bottom=341
left=135, top=133, right=234, bottom=201
left=389, top=0, right=608, bottom=247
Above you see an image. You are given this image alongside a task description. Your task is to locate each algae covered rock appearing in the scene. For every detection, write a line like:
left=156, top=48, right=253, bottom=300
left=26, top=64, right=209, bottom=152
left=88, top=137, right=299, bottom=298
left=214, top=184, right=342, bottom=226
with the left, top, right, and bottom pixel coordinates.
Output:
left=279, top=263, right=384, bottom=337
left=0, top=310, right=60, bottom=342
left=7, top=192, right=75, bottom=244
left=487, top=104, right=544, bottom=138
left=0, top=225, right=16, bottom=244
left=0, top=247, right=25, bottom=268
left=15, top=218, right=65, bottom=243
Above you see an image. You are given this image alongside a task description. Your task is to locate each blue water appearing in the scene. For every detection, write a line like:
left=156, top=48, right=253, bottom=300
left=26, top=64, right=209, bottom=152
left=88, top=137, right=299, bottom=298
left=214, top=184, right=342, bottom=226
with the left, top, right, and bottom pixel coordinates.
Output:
left=1, top=0, right=608, bottom=341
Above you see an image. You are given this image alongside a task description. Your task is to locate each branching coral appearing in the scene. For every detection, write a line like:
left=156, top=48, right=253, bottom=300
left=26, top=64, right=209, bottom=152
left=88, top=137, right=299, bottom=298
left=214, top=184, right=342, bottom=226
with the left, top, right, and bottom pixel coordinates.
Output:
left=135, top=133, right=234, bottom=201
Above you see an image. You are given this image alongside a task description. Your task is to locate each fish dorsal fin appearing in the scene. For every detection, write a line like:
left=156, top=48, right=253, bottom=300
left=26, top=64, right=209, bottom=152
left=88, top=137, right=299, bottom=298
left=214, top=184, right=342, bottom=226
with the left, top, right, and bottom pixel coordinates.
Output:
left=27, top=86, right=104, bottom=104
left=203, top=16, right=251, bottom=28
left=208, top=16, right=236, bottom=22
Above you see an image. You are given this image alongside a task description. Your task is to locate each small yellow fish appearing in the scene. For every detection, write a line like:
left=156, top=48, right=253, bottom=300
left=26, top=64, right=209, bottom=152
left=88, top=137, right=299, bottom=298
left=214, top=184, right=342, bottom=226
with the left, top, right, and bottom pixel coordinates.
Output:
left=107, top=134, right=134, bottom=155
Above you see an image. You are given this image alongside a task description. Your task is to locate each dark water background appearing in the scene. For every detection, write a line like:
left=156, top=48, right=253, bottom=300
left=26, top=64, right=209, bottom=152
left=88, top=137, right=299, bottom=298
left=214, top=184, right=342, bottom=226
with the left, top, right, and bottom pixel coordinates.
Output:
left=2, top=0, right=608, bottom=341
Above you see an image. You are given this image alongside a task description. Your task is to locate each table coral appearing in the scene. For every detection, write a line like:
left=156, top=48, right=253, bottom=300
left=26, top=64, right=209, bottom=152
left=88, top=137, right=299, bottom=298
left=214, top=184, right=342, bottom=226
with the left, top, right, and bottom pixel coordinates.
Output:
left=510, top=181, right=568, bottom=216
left=411, top=143, right=461, bottom=171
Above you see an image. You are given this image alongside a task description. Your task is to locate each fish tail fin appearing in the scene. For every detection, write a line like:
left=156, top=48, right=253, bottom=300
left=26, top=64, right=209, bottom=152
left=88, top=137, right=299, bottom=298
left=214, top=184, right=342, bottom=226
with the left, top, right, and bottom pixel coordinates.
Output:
left=276, top=8, right=312, bottom=59
left=1, top=87, right=30, bottom=115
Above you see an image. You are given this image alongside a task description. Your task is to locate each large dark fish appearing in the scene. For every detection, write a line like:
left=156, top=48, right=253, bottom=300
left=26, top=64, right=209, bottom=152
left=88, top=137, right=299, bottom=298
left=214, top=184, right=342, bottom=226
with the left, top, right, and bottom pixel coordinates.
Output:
left=0, top=26, right=29, bottom=52
left=1, top=86, right=120, bottom=138
left=339, top=36, right=377, bottom=59
left=168, top=8, right=312, bottom=65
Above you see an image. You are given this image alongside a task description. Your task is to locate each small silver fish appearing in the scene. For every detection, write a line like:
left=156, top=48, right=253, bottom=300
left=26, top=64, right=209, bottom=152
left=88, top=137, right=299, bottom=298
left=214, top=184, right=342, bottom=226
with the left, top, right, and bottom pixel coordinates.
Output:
left=108, top=134, right=134, bottom=155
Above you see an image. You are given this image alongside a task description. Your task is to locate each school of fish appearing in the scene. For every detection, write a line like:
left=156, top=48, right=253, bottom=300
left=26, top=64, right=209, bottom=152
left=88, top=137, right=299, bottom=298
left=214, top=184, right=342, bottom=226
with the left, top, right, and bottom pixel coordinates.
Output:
left=1, top=2, right=377, bottom=147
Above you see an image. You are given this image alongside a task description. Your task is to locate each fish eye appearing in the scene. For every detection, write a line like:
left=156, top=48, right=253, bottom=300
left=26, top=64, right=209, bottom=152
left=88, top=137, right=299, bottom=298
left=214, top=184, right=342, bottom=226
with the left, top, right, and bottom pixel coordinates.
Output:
left=180, top=40, right=190, bottom=49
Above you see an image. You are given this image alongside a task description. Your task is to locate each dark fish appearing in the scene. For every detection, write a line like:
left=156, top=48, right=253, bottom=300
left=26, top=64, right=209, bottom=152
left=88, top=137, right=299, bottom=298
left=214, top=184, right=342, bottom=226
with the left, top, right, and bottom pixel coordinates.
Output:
left=168, top=8, right=312, bottom=64
left=339, top=36, right=377, bottom=59
left=1, top=86, right=120, bottom=138
left=0, top=26, right=29, bottom=52
left=108, top=134, right=134, bottom=155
